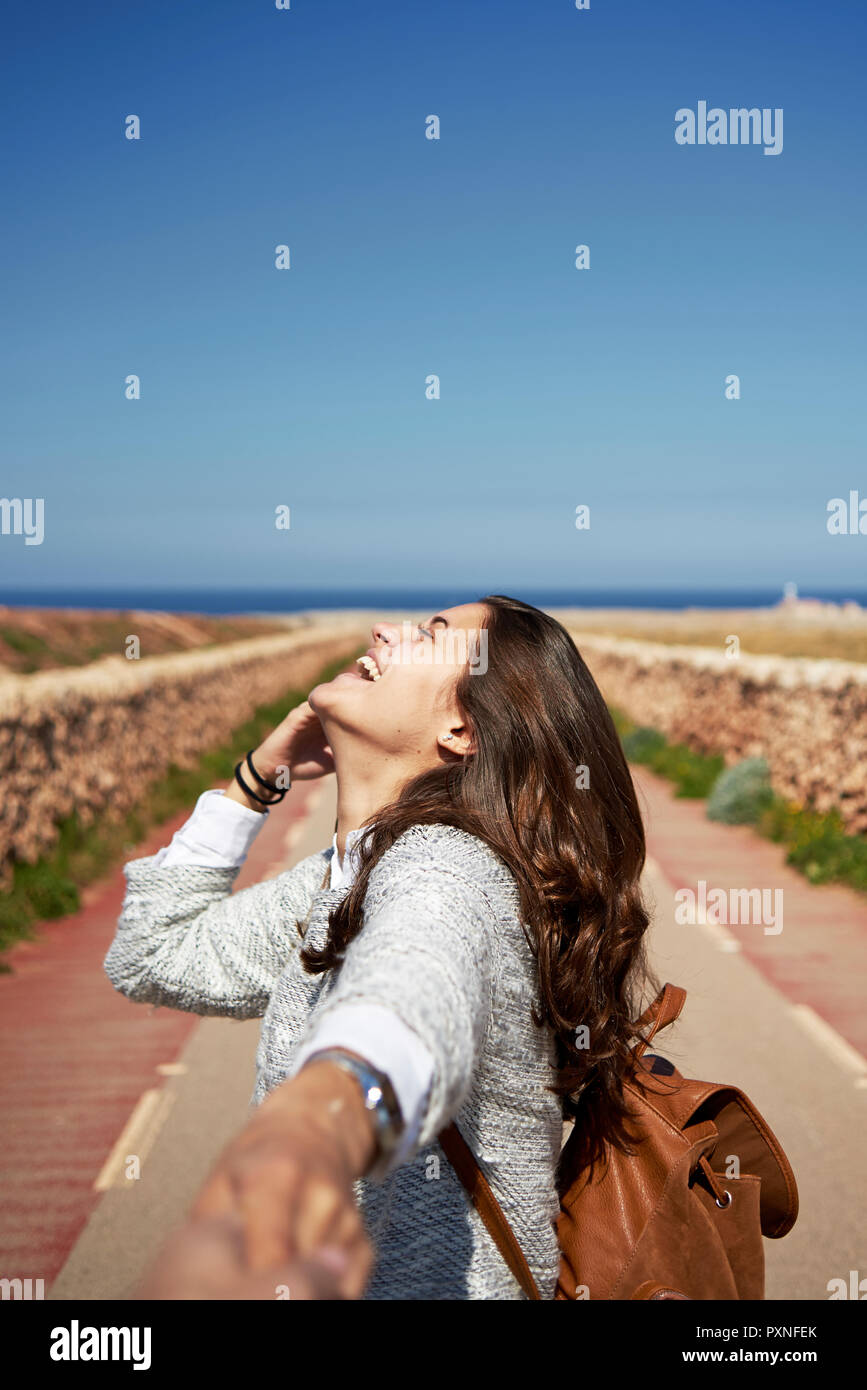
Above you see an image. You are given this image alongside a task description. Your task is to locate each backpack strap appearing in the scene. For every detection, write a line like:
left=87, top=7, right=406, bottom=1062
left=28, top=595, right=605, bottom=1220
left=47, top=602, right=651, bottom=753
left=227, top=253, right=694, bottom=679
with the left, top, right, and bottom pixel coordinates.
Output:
left=633, top=983, right=687, bottom=1060
left=439, top=1123, right=542, bottom=1300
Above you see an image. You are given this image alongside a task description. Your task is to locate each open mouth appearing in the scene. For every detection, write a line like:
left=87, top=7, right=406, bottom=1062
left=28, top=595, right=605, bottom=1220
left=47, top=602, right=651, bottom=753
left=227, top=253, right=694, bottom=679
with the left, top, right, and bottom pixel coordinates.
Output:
left=355, top=654, right=382, bottom=682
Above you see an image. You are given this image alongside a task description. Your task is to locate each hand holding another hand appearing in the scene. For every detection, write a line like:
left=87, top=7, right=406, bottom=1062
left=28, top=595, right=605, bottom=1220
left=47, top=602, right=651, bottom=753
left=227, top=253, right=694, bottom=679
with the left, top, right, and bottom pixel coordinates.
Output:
left=157, top=1063, right=377, bottom=1300
left=137, top=1213, right=353, bottom=1301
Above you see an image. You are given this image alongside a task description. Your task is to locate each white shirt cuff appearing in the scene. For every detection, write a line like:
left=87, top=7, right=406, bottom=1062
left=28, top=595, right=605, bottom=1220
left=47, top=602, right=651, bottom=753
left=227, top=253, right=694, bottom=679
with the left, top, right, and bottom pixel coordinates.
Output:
left=290, top=1003, right=435, bottom=1173
left=155, top=789, right=269, bottom=869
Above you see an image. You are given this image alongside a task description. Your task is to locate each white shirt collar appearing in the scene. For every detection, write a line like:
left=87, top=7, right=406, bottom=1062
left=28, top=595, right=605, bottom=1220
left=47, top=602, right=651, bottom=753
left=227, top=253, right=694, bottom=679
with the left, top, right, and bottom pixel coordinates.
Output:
left=329, top=826, right=367, bottom=890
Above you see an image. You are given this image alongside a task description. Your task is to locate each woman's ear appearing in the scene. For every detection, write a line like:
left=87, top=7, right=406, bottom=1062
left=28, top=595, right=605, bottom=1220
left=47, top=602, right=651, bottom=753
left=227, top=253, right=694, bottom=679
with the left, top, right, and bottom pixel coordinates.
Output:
left=438, top=727, right=475, bottom=757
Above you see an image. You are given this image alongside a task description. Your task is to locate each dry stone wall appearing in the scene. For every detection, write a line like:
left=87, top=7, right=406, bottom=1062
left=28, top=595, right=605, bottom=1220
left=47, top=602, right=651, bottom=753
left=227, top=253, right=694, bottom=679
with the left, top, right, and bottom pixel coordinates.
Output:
left=567, top=631, right=867, bottom=834
left=0, top=625, right=362, bottom=880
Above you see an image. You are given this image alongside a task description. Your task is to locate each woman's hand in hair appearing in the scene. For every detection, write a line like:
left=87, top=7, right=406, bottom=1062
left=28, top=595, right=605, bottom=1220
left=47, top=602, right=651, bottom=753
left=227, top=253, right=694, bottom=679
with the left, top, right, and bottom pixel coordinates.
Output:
left=226, top=700, right=334, bottom=811
left=257, top=700, right=335, bottom=781
left=189, top=1061, right=376, bottom=1299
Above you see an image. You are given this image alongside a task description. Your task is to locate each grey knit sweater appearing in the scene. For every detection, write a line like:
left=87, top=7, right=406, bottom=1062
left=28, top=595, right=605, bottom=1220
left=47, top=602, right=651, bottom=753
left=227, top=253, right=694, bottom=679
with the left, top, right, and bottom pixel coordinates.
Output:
left=105, top=822, right=563, bottom=1300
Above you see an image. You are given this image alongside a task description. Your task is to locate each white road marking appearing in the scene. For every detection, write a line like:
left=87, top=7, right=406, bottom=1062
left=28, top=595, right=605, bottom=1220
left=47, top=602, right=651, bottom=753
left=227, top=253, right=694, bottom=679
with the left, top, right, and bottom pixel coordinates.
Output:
left=645, top=854, right=742, bottom=951
left=696, top=912, right=742, bottom=952
left=92, top=1087, right=176, bottom=1191
left=646, top=854, right=866, bottom=1086
left=789, top=1004, right=867, bottom=1083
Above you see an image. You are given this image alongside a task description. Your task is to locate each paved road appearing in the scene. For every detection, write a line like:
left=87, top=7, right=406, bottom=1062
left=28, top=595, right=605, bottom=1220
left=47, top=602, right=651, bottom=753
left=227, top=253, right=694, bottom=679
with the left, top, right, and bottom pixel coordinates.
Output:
left=643, top=853, right=859, bottom=1303
left=47, top=782, right=338, bottom=1301
left=0, top=777, right=328, bottom=1294
left=5, top=769, right=863, bottom=1301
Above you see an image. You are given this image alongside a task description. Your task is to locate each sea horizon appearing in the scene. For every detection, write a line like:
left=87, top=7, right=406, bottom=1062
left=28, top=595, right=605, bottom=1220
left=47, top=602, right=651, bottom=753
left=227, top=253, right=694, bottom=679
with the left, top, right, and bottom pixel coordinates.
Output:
left=1, top=586, right=866, bottom=616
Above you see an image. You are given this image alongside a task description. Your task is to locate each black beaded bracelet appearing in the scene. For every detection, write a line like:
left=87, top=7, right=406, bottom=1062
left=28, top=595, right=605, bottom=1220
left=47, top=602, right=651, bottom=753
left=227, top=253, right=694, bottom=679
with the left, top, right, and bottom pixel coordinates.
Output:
left=233, top=760, right=285, bottom=807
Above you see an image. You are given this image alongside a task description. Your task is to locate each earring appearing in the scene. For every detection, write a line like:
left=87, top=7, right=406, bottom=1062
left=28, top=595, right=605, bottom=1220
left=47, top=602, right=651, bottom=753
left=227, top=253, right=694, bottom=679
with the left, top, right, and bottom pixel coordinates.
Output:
left=442, top=734, right=454, bottom=742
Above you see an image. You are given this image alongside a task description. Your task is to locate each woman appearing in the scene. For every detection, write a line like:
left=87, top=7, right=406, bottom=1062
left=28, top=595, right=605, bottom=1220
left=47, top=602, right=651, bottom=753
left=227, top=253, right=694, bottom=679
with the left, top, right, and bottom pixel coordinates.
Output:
left=105, top=595, right=654, bottom=1300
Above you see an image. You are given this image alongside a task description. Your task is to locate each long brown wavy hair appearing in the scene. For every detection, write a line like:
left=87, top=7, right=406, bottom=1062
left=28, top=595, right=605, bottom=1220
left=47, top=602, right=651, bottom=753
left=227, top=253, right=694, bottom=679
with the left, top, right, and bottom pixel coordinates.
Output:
left=301, top=594, right=658, bottom=1172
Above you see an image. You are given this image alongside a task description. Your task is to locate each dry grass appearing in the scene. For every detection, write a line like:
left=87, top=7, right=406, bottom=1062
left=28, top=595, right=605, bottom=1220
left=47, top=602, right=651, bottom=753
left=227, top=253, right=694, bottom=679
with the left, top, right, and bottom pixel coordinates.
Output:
left=549, top=607, right=867, bottom=663
left=0, top=607, right=291, bottom=674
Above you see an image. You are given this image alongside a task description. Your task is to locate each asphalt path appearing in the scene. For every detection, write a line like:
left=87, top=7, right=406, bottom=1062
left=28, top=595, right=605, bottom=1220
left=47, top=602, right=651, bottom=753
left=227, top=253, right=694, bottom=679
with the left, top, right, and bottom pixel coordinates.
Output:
left=47, top=772, right=865, bottom=1301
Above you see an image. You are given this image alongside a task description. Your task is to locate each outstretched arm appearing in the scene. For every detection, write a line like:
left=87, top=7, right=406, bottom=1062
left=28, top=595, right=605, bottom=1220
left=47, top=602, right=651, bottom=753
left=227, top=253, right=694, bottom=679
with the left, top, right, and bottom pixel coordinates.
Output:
left=179, top=831, right=496, bottom=1290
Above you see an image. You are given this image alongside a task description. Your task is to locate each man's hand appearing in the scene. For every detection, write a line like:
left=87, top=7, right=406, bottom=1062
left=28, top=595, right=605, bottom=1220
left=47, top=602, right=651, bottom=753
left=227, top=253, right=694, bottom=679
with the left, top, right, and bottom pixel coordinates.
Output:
left=137, top=1214, right=352, bottom=1301
left=188, top=1062, right=377, bottom=1299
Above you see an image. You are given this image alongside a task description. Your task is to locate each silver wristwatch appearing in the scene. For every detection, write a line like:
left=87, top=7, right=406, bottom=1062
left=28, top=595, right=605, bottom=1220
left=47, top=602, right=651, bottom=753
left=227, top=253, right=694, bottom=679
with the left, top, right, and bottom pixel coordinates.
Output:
left=307, top=1048, right=404, bottom=1167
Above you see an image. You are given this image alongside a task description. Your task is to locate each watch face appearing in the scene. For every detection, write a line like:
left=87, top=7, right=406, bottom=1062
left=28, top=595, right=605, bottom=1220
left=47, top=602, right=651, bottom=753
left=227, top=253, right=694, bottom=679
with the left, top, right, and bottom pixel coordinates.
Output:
left=311, top=1051, right=402, bottom=1146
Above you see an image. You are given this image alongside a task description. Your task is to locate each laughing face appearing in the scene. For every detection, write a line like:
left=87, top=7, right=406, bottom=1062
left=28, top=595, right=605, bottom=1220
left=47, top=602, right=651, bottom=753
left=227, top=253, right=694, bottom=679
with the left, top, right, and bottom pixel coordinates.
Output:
left=308, top=602, right=488, bottom=762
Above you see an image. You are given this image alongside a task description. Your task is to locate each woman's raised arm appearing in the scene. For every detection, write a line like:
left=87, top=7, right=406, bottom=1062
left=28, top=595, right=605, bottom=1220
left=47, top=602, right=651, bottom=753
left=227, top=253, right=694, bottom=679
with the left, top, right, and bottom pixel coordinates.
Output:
left=104, top=700, right=336, bottom=1017
left=104, top=831, right=330, bottom=1018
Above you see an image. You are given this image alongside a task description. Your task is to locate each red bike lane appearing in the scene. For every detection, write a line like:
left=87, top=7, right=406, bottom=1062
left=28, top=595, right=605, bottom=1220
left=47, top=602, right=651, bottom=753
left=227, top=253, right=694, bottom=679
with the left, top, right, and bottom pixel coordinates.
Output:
left=0, top=782, right=321, bottom=1290
left=635, top=767, right=867, bottom=1063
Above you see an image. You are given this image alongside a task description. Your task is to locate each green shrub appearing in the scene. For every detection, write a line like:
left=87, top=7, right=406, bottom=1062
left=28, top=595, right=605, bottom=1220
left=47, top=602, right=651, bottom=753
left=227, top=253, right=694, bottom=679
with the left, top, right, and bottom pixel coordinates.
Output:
left=615, top=712, right=724, bottom=797
left=610, top=707, right=636, bottom=739
left=652, top=743, right=725, bottom=799
left=757, top=800, right=867, bottom=891
left=609, top=706, right=867, bottom=898
left=0, top=626, right=49, bottom=656
left=621, top=727, right=667, bottom=762
left=707, top=757, right=775, bottom=825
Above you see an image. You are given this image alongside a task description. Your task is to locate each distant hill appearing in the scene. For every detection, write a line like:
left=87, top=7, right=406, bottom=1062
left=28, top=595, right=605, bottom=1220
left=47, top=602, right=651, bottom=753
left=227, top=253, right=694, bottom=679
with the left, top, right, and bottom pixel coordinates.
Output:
left=0, top=608, right=289, bottom=674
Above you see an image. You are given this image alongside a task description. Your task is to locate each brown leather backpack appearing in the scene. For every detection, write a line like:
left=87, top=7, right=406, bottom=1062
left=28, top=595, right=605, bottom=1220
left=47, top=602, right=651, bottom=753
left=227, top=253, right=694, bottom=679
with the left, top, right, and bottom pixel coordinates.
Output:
left=440, top=983, right=799, bottom=1300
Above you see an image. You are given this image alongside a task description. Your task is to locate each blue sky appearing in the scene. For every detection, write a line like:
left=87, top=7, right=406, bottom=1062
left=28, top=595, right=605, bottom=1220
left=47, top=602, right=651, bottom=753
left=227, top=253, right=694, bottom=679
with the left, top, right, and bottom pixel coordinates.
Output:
left=2, top=0, right=865, bottom=597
